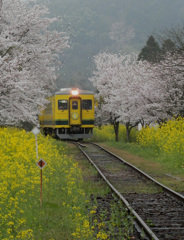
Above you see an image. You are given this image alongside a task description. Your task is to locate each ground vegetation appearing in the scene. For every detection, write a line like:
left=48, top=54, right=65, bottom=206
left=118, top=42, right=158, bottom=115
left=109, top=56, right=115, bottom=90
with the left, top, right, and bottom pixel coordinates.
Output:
left=92, top=118, right=184, bottom=176
left=0, top=127, right=136, bottom=239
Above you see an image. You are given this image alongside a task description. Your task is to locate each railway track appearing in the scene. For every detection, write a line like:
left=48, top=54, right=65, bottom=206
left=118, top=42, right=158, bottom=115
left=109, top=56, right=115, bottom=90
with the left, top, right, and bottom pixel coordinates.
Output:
left=74, top=141, right=184, bottom=240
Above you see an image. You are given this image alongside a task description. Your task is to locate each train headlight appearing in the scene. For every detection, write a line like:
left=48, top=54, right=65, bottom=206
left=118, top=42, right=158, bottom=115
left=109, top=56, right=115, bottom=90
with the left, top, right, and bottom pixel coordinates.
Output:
left=71, top=88, right=79, bottom=96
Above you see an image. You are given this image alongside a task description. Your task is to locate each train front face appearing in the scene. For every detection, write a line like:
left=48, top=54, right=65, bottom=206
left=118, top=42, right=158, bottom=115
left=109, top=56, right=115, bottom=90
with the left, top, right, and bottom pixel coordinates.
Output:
left=55, top=88, right=94, bottom=140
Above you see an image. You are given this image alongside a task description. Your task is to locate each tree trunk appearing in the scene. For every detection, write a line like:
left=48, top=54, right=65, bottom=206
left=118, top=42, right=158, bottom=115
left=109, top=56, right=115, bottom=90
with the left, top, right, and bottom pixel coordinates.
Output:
left=113, top=121, right=119, bottom=142
left=126, top=122, right=130, bottom=142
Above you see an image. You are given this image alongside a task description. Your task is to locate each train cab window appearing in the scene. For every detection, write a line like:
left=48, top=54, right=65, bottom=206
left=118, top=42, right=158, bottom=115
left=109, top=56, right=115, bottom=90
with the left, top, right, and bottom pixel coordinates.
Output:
left=82, top=100, right=92, bottom=110
left=72, top=101, right=78, bottom=110
left=58, top=100, right=68, bottom=110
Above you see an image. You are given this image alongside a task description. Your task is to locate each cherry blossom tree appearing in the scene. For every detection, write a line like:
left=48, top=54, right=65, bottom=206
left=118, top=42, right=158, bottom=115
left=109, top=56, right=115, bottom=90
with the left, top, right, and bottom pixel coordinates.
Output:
left=151, top=53, right=184, bottom=119
left=0, top=0, right=69, bottom=125
left=90, top=52, right=159, bottom=142
left=91, top=49, right=184, bottom=142
left=91, top=53, right=123, bottom=141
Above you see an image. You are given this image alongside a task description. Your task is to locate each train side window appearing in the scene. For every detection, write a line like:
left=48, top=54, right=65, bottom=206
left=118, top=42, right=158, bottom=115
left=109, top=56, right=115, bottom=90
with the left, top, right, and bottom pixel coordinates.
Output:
left=58, top=100, right=68, bottom=110
left=72, top=101, right=78, bottom=110
left=45, top=102, right=52, bottom=115
left=82, top=100, right=92, bottom=110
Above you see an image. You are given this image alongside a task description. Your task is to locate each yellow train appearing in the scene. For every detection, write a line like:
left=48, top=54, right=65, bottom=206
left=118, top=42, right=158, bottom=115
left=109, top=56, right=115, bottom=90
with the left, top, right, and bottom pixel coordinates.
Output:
left=39, top=88, right=94, bottom=140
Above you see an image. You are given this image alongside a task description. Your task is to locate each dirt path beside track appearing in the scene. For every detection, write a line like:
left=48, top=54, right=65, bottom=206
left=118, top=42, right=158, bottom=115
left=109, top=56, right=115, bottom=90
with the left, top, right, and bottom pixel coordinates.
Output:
left=97, top=143, right=184, bottom=193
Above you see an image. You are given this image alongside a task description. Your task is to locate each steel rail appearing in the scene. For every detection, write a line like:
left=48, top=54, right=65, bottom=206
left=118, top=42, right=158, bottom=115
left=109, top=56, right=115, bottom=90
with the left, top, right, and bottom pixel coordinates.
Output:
left=75, top=142, right=159, bottom=240
left=90, top=142, right=184, bottom=202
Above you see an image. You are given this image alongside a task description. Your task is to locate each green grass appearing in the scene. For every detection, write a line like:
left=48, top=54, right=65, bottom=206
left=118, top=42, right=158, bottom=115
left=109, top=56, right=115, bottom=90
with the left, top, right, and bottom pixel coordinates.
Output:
left=66, top=143, right=137, bottom=240
left=96, top=141, right=184, bottom=192
left=104, top=141, right=157, bottom=160
left=6, top=125, right=180, bottom=239
left=91, top=124, right=184, bottom=174
left=27, top=140, right=136, bottom=240
left=89, top=123, right=184, bottom=193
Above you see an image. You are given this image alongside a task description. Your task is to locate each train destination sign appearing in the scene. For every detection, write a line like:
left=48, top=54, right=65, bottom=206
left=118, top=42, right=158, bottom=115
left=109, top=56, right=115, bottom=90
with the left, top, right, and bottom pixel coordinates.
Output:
left=36, top=158, right=47, bottom=170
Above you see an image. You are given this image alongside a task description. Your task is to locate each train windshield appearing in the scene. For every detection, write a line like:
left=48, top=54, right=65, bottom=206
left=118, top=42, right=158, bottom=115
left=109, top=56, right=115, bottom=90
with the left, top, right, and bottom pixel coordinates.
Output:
left=72, top=101, right=78, bottom=110
left=58, top=100, right=68, bottom=110
left=82, top=100, right=92, bottom=110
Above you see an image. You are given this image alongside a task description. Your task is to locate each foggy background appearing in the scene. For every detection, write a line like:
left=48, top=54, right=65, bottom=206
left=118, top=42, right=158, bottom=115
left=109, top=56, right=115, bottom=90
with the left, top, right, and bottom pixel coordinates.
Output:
left=40, top=0, right=184, bottom=90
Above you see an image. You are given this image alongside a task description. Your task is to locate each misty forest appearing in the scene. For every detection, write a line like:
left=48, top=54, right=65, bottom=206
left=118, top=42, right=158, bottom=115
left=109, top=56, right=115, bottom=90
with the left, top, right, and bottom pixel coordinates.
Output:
left=45, top=0, right=184, bottom=89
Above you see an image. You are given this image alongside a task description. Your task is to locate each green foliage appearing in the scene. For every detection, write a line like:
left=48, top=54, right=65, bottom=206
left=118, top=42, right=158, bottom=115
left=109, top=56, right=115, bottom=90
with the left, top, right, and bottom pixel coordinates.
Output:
left=138, top=35, right=161, bottom=62
left=89, top=194, right=134, bottom=239
left=161, top=39, right=176, bottom=54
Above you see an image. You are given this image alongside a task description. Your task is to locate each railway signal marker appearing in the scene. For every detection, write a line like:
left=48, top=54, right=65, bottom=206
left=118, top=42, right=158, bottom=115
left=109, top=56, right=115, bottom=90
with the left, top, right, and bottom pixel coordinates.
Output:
left=31, top=126, right=40, bottom=136
left=36, top=158, right=47, bottom=170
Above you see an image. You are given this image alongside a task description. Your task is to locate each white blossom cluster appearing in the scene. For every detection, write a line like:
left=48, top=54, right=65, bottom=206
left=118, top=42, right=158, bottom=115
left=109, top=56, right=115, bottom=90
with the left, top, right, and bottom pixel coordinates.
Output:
left=0, top=0, right=69, bottom=125
left=90, top=51, right=184, bottom=131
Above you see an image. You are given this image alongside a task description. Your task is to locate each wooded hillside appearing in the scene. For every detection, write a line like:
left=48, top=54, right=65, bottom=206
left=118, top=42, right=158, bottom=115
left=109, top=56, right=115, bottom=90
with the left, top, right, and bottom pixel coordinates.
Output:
left=43, top=0, right=184, bottom=89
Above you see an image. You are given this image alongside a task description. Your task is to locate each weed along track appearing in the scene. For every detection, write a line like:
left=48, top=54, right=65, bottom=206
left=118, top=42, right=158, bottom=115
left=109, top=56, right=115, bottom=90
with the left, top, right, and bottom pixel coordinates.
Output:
left=75, top=142, right=184, bottom=240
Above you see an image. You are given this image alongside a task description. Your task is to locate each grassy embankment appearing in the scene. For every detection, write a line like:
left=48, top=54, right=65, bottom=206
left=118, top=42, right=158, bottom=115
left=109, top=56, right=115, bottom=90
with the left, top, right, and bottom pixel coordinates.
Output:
left=0, top=127, right=135, bottom=240
left=91, top=119, right=184, bottom=192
